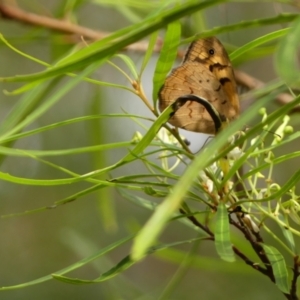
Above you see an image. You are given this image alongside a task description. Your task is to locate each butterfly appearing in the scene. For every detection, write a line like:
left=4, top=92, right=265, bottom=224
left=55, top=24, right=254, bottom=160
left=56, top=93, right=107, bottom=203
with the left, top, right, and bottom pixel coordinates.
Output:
left=158, top=37, right=240, bottom=135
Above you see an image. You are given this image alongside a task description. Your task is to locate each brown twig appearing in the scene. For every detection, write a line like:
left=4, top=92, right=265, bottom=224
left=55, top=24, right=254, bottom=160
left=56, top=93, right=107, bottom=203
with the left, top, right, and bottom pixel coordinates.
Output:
left=179, top=208, right=213, bottom=236
left=234, top=70, right=299, bottom=113
left=0, top=1, right=163, bottom=52
left=179, top=208, right=270, bottom=277
left=180, top=202, right=296, bottom=298
left=0, top=1, right=107, bottom=40
left=0, top=1, right=298, bottom=112
left=290, top=256, right=300, bottom=300
left=229, top=214, right=296, bottom=299
left=229, top=215, right=275, bottom=282
left=2, top=3, right=299, bottom=298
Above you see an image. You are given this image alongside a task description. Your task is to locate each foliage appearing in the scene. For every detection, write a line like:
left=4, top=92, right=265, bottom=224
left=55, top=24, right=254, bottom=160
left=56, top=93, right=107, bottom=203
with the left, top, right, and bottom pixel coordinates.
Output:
left=0, top=0, right=300, bottom=299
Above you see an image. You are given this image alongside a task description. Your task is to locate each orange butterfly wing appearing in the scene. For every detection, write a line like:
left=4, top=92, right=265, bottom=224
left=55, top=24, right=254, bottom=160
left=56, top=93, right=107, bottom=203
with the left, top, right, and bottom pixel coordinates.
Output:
left=159, top=37, right=239, bottom=134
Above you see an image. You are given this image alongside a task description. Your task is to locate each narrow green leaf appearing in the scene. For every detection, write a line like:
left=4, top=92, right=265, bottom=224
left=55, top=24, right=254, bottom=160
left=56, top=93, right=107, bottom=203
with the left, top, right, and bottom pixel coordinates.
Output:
left=214, top=202, right=235, bottom=262
left=139, top=31, right=159, bottom=78
left=0, top=141, right=133, bottom=157
left=275, top=15, right=300, bottom=85
left=0, top=33, right=49, bottom=67
left=230, top=28, right=289, bottom=61
left=120, top=104, right=174, bottom=163
left=53, top=237, right=206, bottom=284
left=0, top=114, right=152, bottom=144
left=0, top=61, right=102, bottom=141
left=223, top=93, right=300, bottom=184
left=278, top=214, right=296, bottom=253
left=155, top=248, right=250, bottom=273
left=0, top=105, right=173, bottom=186
left=0, top=171, right=82, bottom=185
left=53, top=255, right=134, bottom=284
left=0, top=79, right=60, bottom=136
left=114, top=54, right=138, bottom=79
left=261, top=244, right=290, bottom=293
left=0, top=0, right=224, bottom=84
left=130, top=84, right=278, bottom=262
left=182, top=13, right=297, bottom=45
left=152, top=21, right=181, bottom=106
left=115, top=3, right=143, bottom=23
left=233, top=45, right=276, bottom=65
left=0, top=235, right=133, bottom=290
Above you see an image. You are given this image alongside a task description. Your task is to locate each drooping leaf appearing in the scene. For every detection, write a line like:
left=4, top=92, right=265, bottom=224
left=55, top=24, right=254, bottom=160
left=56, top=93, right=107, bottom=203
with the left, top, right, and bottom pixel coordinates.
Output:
left=261, top=244, right=290, bottom=293
left=214, top=202, right=235, bottom=262
left=275, top=15, right=300, bottom=86
left=152, top=21, right=181, bottom=106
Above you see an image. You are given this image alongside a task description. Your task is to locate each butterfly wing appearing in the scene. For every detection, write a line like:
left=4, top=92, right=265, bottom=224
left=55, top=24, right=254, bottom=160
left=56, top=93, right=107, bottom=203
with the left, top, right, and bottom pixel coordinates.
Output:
left=158, top=37, right=239, bottom=134
left=159, top=62, right=236, bottom=134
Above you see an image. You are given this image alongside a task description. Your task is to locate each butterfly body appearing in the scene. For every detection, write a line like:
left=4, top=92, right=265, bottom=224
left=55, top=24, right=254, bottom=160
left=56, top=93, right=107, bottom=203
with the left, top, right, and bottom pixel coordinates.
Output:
left=158, top=37, right=239, bottom=134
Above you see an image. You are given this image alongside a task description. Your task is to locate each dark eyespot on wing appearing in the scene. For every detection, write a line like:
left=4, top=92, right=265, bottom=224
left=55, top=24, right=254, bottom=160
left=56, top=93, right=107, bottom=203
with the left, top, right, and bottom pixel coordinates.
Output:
left=219, top=77, right=231, bottom=85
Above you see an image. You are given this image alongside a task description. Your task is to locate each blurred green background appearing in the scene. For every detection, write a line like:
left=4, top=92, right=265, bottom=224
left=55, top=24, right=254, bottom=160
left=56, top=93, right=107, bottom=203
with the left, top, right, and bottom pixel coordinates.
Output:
left=0, top=1, right=298, bottom=299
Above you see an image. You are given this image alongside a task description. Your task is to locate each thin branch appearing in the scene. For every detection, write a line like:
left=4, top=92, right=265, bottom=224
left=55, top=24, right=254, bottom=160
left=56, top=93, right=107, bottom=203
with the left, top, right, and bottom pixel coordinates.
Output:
left=290, top=256, right=300, bottom=300
left=179, top=208, right=270, bottom=277
left=1, top=3, right=299, bottom=298
left=0, top=1, right=162, bottom=52
left=179, top=208, right=213, bottom=236
left=0, top=1, right=107, bottom=40
left=229, top=215, right=275, bottom=282
left=234, top=70, right=298, bottom=113
left=229, top=215, right=296, bottom=299
left=0, top=1, right=298, bottom=111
